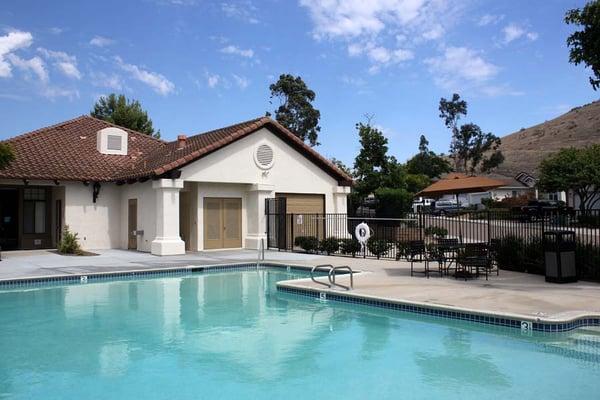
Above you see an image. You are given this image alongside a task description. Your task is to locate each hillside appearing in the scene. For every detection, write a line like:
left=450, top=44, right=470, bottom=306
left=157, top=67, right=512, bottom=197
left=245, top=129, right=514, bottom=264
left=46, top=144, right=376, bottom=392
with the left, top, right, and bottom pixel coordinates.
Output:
left=495, top=100, right=600, bottom=178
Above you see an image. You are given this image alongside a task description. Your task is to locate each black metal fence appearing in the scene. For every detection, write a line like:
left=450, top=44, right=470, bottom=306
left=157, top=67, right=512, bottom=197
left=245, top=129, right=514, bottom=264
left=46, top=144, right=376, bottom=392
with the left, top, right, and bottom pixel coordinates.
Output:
left=265, top=201, right=600, bottom=281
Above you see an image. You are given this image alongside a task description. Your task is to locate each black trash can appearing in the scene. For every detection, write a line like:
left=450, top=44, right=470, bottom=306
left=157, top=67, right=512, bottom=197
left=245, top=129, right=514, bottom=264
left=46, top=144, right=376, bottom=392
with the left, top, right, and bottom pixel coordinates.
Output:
left=543, top=230, right=577, bottom=283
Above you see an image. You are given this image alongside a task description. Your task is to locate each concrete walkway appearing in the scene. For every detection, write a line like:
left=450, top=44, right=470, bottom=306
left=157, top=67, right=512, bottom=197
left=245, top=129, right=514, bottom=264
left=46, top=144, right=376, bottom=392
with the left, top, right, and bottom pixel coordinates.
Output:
left=1, top=249, right=599, bottom=323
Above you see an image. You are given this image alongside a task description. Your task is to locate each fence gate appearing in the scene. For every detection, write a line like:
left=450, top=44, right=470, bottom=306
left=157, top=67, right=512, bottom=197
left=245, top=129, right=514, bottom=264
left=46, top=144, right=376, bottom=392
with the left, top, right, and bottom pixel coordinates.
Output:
left=265, top=197, right=287, bottom=250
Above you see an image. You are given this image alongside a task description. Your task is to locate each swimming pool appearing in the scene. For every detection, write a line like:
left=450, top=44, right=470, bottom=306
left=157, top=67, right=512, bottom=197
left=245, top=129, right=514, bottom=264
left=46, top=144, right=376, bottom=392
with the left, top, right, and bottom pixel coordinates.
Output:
left=1, top=267, right=599, bottom=399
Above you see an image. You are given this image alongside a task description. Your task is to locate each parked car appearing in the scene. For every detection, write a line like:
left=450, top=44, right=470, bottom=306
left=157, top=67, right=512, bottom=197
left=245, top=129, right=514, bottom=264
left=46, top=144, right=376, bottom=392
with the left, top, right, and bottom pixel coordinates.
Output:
left=512, top=200, right=574, bottom=222
left=412, top=197, right=433, bottom=213
left=431, top=200, right=463, bottom=216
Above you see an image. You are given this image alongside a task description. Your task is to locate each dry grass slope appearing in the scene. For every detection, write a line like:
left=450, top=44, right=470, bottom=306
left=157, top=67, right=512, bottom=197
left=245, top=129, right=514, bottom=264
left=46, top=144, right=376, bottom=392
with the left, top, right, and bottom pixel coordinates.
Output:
left=496, top=100, right=600, bottom=177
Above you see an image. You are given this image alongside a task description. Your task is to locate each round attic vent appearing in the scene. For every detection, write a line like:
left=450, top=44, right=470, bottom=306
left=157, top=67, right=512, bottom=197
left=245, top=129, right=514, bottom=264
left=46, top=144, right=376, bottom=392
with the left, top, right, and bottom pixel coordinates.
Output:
left=254, top=143, right=274, bottom=169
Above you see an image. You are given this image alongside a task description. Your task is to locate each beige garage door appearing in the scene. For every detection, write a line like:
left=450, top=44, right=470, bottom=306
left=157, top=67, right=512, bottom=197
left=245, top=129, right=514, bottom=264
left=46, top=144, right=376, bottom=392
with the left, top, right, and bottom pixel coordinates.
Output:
left=204, top=197, right=242, bottom=250
left=276, top=193, right=325, bottom=244
left=277, top=193, right=325, bottom=214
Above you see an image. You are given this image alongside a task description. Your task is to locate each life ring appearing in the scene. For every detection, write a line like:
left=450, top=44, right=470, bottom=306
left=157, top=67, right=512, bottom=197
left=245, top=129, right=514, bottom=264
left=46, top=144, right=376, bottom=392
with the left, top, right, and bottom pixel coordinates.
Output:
left=355, top=222, right=371, bottom=249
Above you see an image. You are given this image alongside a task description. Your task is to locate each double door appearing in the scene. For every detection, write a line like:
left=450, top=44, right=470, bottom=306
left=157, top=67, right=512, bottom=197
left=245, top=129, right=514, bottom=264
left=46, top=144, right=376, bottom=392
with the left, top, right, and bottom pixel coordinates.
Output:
left=204, top=198, right=242, bottom=249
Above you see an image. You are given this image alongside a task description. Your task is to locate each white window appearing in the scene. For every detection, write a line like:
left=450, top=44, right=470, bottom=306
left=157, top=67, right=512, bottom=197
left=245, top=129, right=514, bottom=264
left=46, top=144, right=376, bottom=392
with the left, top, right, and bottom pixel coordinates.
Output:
left=23, top=188, right=46, bottom=234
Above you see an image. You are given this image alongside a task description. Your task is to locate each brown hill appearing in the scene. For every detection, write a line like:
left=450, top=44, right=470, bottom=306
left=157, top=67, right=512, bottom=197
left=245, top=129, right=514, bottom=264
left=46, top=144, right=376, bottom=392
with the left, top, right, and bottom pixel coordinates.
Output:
left=495, top=100, right=600, bottom=178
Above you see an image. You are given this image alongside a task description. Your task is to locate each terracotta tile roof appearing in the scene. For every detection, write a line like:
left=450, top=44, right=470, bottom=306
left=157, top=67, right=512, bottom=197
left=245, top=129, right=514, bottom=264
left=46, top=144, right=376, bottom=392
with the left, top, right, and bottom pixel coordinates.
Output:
left=417, top=175, right=506, bottom=197
left=0, top=115, right=165, bottom=182
left=0, top=115, right=352, bottom=185
left=123, top=116, right=352, bottom=185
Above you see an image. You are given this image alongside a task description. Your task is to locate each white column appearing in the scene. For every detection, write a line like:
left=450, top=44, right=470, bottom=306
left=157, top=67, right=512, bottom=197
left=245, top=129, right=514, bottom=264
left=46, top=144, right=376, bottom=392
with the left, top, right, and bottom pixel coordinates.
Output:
left=333, top=186, right=351, bottom=213
left=151, top=179, right=186, bottom=256
left=245, top=183, right=274, bottom=249
left=332, top=186, right=351, bottom=238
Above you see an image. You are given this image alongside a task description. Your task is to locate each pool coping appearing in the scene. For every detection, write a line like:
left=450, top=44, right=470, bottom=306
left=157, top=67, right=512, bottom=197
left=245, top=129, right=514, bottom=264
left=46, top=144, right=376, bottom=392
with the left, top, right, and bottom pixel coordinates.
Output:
left=275, top=273, right=600, bottom=333
left=1, top=261, right=598, bottom=333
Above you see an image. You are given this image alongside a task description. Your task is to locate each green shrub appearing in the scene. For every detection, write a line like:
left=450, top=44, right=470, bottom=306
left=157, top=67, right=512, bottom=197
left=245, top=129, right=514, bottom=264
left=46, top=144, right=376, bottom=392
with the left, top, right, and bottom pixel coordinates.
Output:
left=576, top=243, right=600, bottom=281
left=294, top=236, right=319, bottom=253
left=424, top=226, right=448, bottom=238
left=578, top=214, right=600, bottom=228
left=339, top=238, right=362, bottom=257
left=373, top=187, right=413, bottom=218
left=58, top=226, right=82, bottom=255
left=319, top=237, right=339, bottom=255
left=395, top=241, right=410, bottom=260
left=494, top=235, right=525, bottom=272
left=367, top=239, right=390, bottom=259
left=493, top=235, right=543, bottom=274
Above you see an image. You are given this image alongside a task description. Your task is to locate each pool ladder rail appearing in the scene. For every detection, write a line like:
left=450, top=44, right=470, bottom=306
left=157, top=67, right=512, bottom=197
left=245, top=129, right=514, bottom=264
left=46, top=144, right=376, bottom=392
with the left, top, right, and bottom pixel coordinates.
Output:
left=256, top=238, right=265, bottom=268
left=310, top=264, right=354, bottom=291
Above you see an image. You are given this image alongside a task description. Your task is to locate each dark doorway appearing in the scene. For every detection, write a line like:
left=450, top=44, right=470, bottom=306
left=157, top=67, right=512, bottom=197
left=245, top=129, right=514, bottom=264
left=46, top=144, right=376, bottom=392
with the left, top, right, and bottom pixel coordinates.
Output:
left=128, top=199, right=137, bottom=250
left=55, top=199, right=63, bottom=245
left=0, top=188, right=19, bottom=250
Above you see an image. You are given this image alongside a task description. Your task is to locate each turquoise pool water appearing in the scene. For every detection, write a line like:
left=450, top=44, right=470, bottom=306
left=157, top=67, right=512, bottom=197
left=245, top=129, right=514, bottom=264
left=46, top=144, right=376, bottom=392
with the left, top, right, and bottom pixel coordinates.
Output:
left=1, top=268, right=599, bottom=399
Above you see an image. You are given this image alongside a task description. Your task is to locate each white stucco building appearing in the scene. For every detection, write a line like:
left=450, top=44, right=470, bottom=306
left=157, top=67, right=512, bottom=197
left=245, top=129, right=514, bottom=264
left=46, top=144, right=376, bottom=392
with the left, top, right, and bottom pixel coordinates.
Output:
left=0, top=116, right=351, bottom=255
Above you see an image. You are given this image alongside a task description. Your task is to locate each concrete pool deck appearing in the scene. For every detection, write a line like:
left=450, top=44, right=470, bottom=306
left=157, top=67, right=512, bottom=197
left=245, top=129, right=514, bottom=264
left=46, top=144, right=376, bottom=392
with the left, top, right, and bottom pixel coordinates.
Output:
left=1, top=249, right=599, bottom=323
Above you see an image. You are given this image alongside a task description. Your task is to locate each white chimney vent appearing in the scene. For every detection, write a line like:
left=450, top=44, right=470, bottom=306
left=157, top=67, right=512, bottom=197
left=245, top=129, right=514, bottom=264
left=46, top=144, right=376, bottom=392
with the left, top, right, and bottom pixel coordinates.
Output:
left=97, top=127, right=128, bottom=155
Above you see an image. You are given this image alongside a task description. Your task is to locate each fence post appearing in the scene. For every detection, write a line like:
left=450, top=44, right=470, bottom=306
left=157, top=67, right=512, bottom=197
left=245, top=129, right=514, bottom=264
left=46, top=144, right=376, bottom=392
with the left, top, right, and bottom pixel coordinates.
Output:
left=418, top=211, right=423, bottom=242
left=290, top=213, right=295, bottom=251
left=487, top=210, right=491, bottom=244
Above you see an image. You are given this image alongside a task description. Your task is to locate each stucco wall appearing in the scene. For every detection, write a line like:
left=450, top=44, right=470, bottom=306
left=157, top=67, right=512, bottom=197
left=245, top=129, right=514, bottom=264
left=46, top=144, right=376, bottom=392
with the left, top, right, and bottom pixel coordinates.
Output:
left=179, top=127, right=348, bottom=214
left=119, top=181, right=156, bottom=252
left=63, top=182, right=121, bottom=250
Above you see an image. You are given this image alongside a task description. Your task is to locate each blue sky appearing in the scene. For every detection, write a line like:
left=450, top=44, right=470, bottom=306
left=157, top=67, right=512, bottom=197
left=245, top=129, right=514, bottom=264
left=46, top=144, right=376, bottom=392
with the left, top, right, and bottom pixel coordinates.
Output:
left=0, top=0, right=596, bottom=167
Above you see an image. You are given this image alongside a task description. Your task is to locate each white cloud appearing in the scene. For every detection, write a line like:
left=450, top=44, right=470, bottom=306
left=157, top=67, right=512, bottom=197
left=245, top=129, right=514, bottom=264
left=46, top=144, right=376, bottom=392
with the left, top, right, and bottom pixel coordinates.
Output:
left=502, top=23, right=538, bottom=44
left=477, top=14, right=504, bottom=27
left=38, top=48, right=81, bottom=79
left=299, top=1, right=456, bottom=71
left=220, top=45, right=254, bottom=58
left=221, top=1, right=259, bottom=24
left=41, top=86, right=79, bottom=100
left=300, top=0, right=452, bottom=40
left=424, top=46, right=499, bottom=91
left=0, top=30, right=33, bottom=78
left=347, top=42, right=413, bottom=72
left=422, top=24, right=444, bottom=40
left=6, top=54, right=48, bottom=83
left=340, top=74, right=366, bottom=87
left=205, top=72, right=221, bottom=88
left=90, top=35, right=114, bottom=47
left=232, top=73, right=249, bottom=89
left=49, top=27, right=64, bottom=35
left=90, top=72, right=123, bottom=90
left=115, top=56, right=175, bottom=95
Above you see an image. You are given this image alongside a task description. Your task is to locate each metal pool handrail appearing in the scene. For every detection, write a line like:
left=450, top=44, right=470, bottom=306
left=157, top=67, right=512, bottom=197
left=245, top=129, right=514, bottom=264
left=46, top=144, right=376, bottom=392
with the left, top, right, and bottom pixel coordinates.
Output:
left=329, top=266, right=354, bottom=291
left=257, top=238, right=265, bottom=268
left=311, top=264, right=333, bottom=288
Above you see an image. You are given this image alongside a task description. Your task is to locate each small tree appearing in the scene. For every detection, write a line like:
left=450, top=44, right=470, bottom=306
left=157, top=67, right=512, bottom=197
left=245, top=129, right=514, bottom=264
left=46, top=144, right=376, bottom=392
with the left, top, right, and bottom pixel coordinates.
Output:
left=537, top=145, right=600, bottom=212
left=374, top=187, right=413, bottom=218
left=566, top=1, right=600, bottom=90
left=439, top=94, right=503, bottom=173
left=353, top=122, right=390, bottom=196
left=0, top=143, right=15, bottom=170
left=406, top=134, right=452, bottom=178
left=269, top=74, right=321, bottom=146
left=91, top=93, right=160, bottom=138
left=58, top=226, right=82, bottom=255
left=439, top=93, right=467, bottom=169
left=330, top=157, right=352, bottom=176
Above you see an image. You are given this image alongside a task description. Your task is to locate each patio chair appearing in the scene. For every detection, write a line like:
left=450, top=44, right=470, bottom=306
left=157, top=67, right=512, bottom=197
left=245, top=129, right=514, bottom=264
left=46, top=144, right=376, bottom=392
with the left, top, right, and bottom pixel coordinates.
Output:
left=488, top=239, right=501, bottom=276
left=407, top=240, right=443, bottom=278
left=456, top=242, right=492, bottom=280
left=435, top=238, right=460, bottom=275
